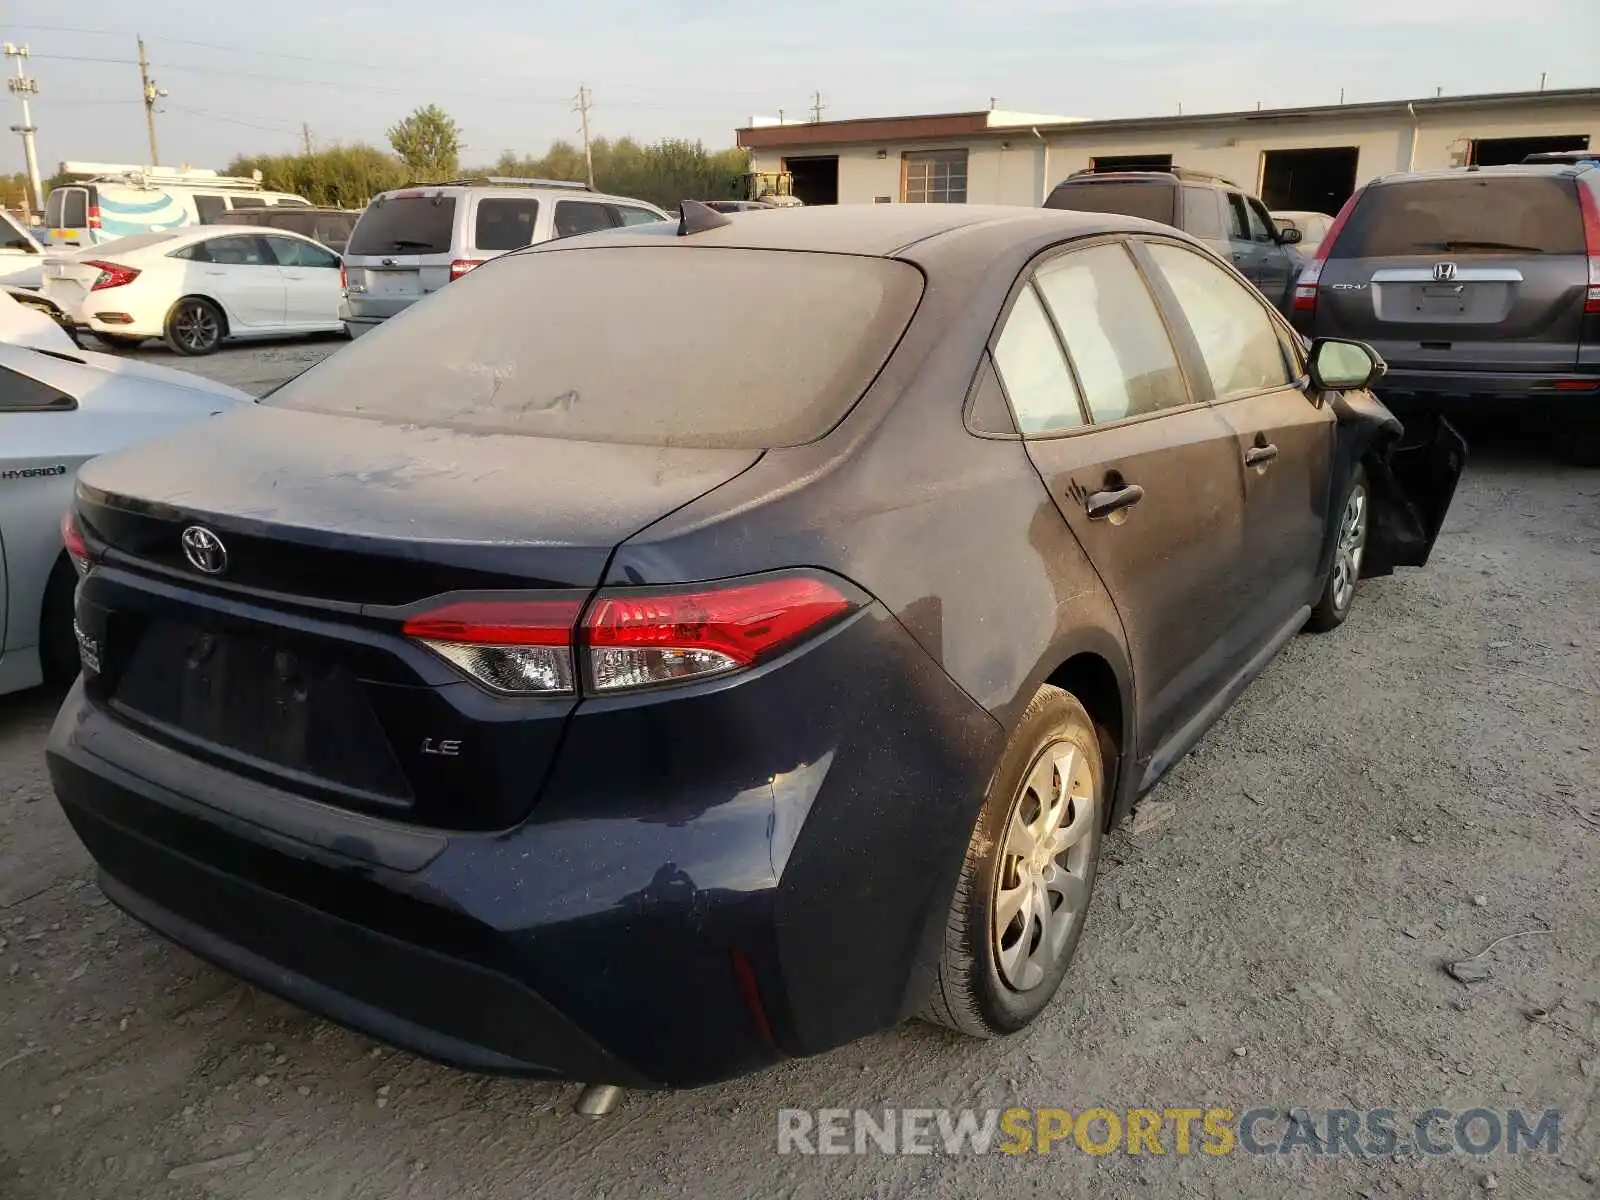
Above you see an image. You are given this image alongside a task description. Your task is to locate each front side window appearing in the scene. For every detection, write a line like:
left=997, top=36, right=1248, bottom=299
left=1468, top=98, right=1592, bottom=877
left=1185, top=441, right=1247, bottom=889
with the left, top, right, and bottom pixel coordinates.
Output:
left=1245, top=199, right=1275, bottom=243
left=616, top=205, right=665, bottom=226
left=1146, top=242, right=1296, bottom=399
left=992, top=285, right=1084, bottom=434
left=553, top=200, right=619, bottom=239
left=475, top=198, right=540, bottom=250
left=265, top=236, right=339, bottom=268
left=1033, top=243, right=1189, bottom=423
left=1224, top=193, right=1250, bottom=240
left=902, top=150, right=968, bottom=204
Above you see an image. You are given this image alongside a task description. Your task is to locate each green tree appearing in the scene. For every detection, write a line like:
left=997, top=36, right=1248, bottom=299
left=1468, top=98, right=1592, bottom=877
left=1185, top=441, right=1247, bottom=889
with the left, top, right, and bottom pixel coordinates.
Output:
left=227, top=145, right=408, bottom=208
left=387, top=105, right=461, bottom=181
left=473, top=138, right=749, bottom=211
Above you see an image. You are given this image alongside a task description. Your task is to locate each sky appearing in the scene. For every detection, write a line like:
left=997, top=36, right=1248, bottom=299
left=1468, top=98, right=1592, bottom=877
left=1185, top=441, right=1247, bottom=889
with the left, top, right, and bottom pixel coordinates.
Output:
left=7, top=0, right=1598, bottom=173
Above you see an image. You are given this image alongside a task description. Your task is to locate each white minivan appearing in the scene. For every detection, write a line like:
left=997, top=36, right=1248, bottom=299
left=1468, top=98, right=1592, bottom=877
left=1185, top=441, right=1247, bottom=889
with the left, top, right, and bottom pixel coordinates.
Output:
left=44, top=163, right=312, bottom=249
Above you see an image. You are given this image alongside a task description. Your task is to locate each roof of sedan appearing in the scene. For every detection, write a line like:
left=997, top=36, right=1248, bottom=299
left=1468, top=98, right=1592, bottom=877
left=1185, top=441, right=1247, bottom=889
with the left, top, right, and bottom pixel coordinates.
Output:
left=533, top=204, right=1162, bottom=259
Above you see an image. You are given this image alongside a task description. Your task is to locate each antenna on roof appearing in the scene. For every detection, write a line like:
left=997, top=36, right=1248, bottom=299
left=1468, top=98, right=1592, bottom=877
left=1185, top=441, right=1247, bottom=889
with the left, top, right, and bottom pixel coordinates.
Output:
left=678, top=199, right=732, bottom=237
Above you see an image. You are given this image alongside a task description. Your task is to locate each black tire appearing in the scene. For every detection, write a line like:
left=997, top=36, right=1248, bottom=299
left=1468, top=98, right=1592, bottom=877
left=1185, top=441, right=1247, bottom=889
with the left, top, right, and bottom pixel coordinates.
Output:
left=91, top=332, right=147, bottom=350
left=163, top=297, right=225, bottom=356
left=1307, top=462, right=1370, bottom=632
left=1567, top=430, right=1600, bottom=468
left=920, top=684, right=1105, bottom=1037
left=38, top=557, right=80, bottom=686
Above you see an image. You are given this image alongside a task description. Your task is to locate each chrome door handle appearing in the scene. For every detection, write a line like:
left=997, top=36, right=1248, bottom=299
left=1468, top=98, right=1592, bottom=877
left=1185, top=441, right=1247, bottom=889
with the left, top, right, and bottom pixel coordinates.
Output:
left=1086, top=483, right=1145, bottom=521
left=1244, top=443, right=1279, bottom=467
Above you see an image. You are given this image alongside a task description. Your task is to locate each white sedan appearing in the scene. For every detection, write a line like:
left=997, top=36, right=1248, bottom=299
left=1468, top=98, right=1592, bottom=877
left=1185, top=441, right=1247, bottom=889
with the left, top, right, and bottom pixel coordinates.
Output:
left=41, top=225, right=345, bottom=356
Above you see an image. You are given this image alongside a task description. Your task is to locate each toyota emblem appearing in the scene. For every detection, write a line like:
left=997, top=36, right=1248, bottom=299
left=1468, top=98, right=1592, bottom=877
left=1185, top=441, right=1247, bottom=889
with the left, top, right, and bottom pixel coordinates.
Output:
left=180, top=525, right=228, bottom=575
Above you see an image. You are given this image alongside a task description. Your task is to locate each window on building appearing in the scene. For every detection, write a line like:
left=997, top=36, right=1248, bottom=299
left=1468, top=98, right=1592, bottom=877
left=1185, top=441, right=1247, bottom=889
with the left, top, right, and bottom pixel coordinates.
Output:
left=902, top=150, right=968, bottom=204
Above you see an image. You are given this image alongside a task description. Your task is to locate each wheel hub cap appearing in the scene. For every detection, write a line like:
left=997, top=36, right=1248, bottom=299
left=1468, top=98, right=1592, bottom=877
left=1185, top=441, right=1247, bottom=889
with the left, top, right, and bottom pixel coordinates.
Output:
left=993, top=741, right=1098, bottom=992
left=1331, top=484, right=1368, bottom=612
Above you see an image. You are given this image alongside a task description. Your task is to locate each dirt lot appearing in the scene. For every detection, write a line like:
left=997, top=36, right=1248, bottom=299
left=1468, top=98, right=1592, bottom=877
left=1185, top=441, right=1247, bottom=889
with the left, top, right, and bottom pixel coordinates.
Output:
left=1, top=343, right=1597, bottom=1198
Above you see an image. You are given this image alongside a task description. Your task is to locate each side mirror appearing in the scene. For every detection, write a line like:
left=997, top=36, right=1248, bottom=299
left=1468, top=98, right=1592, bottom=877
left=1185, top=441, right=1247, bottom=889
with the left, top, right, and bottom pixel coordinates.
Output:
left=1308, top=338, right=1385, bottom=391
left=1277, top=225, right=1302, bottom=245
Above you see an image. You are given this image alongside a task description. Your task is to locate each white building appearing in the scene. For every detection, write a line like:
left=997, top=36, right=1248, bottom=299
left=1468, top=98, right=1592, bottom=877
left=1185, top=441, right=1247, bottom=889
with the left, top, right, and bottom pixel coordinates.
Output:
left=737, top=88, right=1600, bottom=214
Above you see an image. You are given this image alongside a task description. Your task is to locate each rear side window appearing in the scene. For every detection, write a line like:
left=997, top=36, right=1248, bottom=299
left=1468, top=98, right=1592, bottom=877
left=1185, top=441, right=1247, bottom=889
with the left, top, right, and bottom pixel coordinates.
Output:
left=475, top=198, right=539, bottom=251
left=266, top=245, right=925, bottom=448
left=1331, top=177, right=1585, bottom=257
left=198, top=236, right=271, bottom=265
left=993, top=285, right=1084, bottom=434
left=0, top=364, right=75, bottom=411
left=1046, top=182, right=1176, bottom=226
left=1182, top=187, right=1223, bottom=238
left=553, top=201, right=619, bottom=239
left=1033, top=243, right=1189, bottom=422
left=347, top=195, right=458, bottom=256
left=228, top=196, right=266, bottom=209
left=194, top=194, right=228, bottom=223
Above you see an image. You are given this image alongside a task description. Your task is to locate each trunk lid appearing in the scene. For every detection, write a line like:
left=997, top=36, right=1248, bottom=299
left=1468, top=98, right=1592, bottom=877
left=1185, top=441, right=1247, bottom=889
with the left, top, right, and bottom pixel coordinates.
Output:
left=1314, top=174, right=1588, bottom=371
left=73, top=405, right=759, bottom=829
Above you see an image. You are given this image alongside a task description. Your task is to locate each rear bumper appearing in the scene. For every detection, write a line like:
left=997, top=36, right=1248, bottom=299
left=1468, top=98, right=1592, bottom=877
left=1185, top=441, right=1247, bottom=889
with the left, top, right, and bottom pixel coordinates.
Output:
left=47, top=605, right=1004, bottom=1087
left=1374, top=367, right=1600, bottom=421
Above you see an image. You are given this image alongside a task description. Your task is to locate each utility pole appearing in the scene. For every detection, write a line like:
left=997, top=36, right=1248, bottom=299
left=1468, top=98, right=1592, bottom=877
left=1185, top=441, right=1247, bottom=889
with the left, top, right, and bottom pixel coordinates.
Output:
left=3, top=44, right=42, bottom=219
left=137, top=36, right=166, bottom=167
left=1539, top=71, right=1547, bottom=92
left=810, top=91, right=825, bottom=123
left=301, top=122, right=313, bottom=155
left=573, top=84, right=594, bottom=189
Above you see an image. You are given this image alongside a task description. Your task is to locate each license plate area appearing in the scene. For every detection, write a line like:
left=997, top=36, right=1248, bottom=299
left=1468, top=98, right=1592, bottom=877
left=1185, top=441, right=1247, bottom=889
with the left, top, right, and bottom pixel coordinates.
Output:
left=368, top=272, right=420, bottom=297
left=111, top=618, right=412, bottom=805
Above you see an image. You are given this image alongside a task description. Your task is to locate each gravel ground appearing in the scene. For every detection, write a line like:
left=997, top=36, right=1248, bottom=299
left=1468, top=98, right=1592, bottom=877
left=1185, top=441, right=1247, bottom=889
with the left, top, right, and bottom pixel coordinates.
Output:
left=1, top=348, right=1596, bottom=1198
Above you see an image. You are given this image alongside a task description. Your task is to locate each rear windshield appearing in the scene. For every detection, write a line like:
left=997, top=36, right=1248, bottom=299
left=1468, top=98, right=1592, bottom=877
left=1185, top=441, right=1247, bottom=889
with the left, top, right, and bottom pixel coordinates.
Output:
left=347, top=194, right=458, bottom=256
left=1046, top=181, right=1176, bottom=226
left=1331, top=176, right=1585, bottom=257
left=266, top=245, right=925, bottom=448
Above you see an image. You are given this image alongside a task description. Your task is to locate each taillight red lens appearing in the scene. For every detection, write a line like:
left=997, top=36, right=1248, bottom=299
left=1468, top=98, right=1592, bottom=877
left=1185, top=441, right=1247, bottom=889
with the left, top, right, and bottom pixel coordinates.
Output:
left=1294, top=186, right=1367, bottom=319
left=403, top=598, right=583, bottom=695
left=338, top=261, right=347, bottom=291
left=400, top=575, right=860, bottom=696
left=583, top=576, right=855, bottom=692
left=61, top=510, right=91, bottom=577
left=1576, top=181, right=1600, bottom=314
left=449, top=259, right=484, bottom=281
left=87, top=203, right=102, bottom=230
left=85, top=260, right=140, bottom=291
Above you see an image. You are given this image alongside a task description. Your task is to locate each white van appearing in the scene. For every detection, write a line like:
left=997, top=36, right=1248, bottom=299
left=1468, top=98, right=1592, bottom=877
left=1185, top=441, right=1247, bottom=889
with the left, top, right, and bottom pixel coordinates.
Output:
left=44, top=163, right=312, bottom=249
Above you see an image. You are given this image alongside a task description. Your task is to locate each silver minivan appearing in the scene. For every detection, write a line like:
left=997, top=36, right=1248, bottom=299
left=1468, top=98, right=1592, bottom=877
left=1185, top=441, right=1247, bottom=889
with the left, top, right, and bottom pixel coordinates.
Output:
left=339, top=178, right=669, bottom=337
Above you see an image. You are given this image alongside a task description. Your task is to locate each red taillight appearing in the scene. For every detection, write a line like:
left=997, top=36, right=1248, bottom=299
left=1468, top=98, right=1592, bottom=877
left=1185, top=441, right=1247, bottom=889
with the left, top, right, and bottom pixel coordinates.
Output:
left=85, top=260, right=140, bottom=291
left=1576, top=181, right=1600, bottom=314
left=87, top=203, right=102, bottom=230
left=583, top=576, right=854, bottom=692
left=403, top=598, right=584, bottom=695
left=1293, top=186, right=1367, bottom=318
left=61, top=510, right=91, bottom=577
left=339, top=261, right=347, bottom=291
left=449, top=259, right=484, bottom=281
left=400, top=574, right=859, bottom=696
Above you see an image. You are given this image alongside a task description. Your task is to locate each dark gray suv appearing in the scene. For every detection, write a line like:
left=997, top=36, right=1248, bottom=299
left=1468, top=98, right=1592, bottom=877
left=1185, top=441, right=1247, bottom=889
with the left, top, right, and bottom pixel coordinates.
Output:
left=1291, top=163, right=1600, bottom=458
left=1044, top=168, right=1304, bottom=313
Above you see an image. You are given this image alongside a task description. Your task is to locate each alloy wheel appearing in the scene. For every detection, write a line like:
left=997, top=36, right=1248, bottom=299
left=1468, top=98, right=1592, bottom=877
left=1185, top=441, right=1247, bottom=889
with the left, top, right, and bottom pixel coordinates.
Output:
left=174, top=303, right=219, bottom=353
left=1330, top=483, right=1368, bottom=614
left=993, top=741, right=1098, bottom=992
